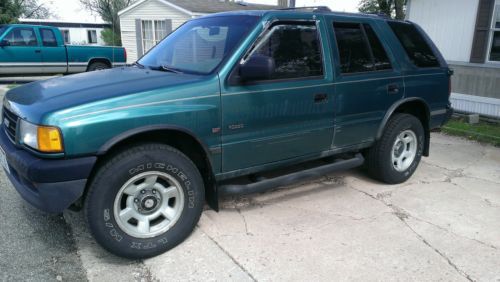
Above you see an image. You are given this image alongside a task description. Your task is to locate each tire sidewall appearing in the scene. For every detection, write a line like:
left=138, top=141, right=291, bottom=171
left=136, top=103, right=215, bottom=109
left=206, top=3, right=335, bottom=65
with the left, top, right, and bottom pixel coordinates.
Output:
left=86, top=145, right=204, bottom=259
left=383, top=116, right=424, bottom=182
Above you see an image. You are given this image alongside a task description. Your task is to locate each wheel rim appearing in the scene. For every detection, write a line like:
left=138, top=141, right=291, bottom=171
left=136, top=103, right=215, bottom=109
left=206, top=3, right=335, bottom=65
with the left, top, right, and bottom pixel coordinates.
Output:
left=391, top=129, right=418, bottom=172
left=113, top=171, right=185, bottom=238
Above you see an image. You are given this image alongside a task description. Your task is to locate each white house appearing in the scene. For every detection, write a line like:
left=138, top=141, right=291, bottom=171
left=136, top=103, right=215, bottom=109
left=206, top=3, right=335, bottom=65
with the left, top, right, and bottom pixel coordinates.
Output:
left=118, top=0, right=277, bottom=63
left=19, top=18, right=110, bottom=46
left=407, top=0, right=500, bottom=118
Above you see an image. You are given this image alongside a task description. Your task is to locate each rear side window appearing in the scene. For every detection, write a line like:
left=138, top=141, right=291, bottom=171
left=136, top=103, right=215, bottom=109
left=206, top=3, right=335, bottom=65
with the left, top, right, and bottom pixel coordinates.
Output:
left=40, top=28, right=57, bottom=47
left=251, top=23, right=324, bottom=80
left=388, top=22, right=439, bottom=68
left=333, top=22, right=392, bottom=74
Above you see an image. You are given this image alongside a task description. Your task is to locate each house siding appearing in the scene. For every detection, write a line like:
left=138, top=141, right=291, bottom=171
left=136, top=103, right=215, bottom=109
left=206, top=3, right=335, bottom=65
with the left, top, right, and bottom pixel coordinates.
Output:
left=407, top=0, right=479, bottom=62
left=119, top=0, right=191, bottom=63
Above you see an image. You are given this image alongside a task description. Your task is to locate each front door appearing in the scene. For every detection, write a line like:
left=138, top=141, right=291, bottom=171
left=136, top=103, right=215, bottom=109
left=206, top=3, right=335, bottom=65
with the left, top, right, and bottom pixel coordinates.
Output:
left=221, top=20, right=335, bottom=172
left=0, top=27, right=42, bottom=75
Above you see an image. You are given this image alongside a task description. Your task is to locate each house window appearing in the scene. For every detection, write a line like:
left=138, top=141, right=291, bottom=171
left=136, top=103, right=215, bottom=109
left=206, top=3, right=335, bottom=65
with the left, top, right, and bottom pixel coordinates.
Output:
left=142, top=20, right=168, bottom=53
left=87, top=30, right=97, bottom=44
left=489, top=1, right=500, bottom=61
left=61, top=29, right=70, bottom=44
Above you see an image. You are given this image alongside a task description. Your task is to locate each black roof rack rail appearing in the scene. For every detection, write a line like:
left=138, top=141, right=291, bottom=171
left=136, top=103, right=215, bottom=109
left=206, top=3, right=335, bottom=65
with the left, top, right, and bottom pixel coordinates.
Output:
left=277, top=6, right=332, bottom=12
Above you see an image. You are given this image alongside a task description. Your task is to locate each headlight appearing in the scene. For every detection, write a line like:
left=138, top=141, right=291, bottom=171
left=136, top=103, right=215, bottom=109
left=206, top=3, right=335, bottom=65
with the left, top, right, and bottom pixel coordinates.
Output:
left=19, top=120, right=63, bottom=153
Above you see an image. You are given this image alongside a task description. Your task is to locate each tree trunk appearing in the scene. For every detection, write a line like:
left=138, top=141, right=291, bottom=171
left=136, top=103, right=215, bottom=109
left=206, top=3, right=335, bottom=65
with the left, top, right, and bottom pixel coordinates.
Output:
left=394, top=0, right=405, bottom=19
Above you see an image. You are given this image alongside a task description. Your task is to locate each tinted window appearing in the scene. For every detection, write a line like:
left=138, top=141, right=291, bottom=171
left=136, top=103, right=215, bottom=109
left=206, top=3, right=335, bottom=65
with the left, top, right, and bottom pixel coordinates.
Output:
left=388, top=22, right=439, bottom=68
left=41, top=28, right=57, bottom=47
left=363, top=24, right=392, bottom=70
left=333, top=22, right=373, bottom=73
left=250, top=23, right=323, bottom=80
left=4, top=28, right=38, bottom=46
left=0, top=26, right=7, bottom=36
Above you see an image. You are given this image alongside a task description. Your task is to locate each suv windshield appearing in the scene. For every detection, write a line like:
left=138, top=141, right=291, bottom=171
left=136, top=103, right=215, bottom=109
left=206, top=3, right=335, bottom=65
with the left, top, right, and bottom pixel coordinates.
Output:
left=138, top=15, right=260, bottom=75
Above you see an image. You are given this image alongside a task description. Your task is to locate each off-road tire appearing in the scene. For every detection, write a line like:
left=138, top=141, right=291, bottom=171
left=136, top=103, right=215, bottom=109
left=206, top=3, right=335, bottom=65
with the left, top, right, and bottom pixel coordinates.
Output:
left=365, top=113, right=424, bottom=184
left=85, top=143, right=204, bottom=259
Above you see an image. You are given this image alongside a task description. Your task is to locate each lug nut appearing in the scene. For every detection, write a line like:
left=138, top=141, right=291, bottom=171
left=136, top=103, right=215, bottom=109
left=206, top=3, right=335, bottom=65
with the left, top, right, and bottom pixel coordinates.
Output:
left=152, top=189, right=156, bottom=194
left=134, top=198, right=139, bottom=203
left=141, top=190, right=145, bottom=194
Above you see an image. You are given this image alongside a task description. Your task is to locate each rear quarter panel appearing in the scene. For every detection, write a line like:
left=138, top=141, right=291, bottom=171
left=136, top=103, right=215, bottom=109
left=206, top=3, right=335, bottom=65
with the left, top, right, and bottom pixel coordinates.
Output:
left=66, top=45, right=126, bottom=72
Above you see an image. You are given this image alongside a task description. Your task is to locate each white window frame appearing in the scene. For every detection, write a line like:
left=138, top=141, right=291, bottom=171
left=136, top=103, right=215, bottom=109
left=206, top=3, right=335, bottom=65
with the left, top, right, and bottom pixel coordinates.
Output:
left=486, top=0, right=500, bottom=63
left=61, top=29, right=70, bottom=44
left=87, top=29, right=97, bottom=44
left=141, top=20, right=167, bottom=53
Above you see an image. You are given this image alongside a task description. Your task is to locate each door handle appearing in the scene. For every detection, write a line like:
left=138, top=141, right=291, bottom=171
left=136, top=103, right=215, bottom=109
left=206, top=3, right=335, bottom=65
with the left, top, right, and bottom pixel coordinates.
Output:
left=387, top=84, right=399, bottom=94
left=34, top=50, right=41, bottom=53
left=314, top=93, right=328, bottom=103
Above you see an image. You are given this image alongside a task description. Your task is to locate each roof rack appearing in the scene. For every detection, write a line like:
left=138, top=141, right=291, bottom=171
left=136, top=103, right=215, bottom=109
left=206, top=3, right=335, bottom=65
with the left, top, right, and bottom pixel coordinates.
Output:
left=277, top=6, right=332, bottom=13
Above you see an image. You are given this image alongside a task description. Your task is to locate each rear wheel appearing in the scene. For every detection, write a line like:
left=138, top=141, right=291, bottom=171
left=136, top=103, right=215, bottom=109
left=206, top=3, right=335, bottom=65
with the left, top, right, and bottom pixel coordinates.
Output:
left=366, top=113, right=424, bottom=184
left=87, top=61, right=109, bottom=71
left=85, top=143, right=204, bottom=259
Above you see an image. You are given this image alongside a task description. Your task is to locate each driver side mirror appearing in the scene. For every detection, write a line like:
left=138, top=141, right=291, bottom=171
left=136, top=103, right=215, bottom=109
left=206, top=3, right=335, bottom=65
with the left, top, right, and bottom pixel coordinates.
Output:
left=239, top=54, right=275, bottom=81
left=0, top=39, right=10, bottom=47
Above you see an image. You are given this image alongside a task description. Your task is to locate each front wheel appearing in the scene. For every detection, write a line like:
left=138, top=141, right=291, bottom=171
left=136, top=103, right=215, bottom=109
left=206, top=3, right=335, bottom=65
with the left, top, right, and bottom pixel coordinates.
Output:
left=365, top=113, right=424, bottom=184
left=85, top=143, right=204, bottom=259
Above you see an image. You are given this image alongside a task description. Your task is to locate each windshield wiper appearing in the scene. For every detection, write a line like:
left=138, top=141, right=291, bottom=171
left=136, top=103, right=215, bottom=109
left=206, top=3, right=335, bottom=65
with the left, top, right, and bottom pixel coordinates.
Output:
left=133, top=62, right=146, bottom=69
left=158, top=65, right=184, bottom=74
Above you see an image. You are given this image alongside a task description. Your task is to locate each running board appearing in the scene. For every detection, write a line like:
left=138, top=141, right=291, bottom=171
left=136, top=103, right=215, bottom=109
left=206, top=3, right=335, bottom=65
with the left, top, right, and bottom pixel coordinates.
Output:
left=219, top=153, right=364, bottom=196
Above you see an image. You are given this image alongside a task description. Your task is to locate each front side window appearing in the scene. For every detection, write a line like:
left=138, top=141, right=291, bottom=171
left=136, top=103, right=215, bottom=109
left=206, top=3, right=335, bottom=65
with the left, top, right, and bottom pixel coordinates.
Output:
left=248, top=23, right=323, bottom=80
left=142, top=20, right=168, bottom=53
left=489, top=2, right=500, bottom=61
left=139, top=16, right=261, bottom=75
left=4, top=27, right=38, bottom=46
left=87, top=30, right=97, bottom=44
left=41, top=28, right=57, bottom=47
left=388, top=21, right=439, bottom=68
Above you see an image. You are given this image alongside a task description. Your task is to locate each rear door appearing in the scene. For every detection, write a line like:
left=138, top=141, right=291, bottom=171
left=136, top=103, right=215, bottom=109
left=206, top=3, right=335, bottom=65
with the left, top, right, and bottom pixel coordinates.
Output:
left=39, top=27, right=68, bottom=74
left=221, top=18, right=335, bottom=172
left=328, top=19, right=404, bottom=147
left=0, top=26, right=42, bottom=74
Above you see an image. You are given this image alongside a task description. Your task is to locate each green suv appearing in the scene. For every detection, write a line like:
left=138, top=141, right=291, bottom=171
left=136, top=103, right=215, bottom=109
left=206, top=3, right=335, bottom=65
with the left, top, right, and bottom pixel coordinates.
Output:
left=1, top=8, right=452, bottom=258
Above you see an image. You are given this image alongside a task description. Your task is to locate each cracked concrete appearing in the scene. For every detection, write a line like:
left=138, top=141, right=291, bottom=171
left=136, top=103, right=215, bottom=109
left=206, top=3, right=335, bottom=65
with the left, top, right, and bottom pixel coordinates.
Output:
left=1, top=82, right=499, bottom=281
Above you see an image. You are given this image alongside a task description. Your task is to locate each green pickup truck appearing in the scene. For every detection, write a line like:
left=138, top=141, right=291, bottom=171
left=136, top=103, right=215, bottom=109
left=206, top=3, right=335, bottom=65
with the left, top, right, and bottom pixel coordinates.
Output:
left=0, top=24, right=126, bottom=75
left=1, top=8, right=452, bottom=259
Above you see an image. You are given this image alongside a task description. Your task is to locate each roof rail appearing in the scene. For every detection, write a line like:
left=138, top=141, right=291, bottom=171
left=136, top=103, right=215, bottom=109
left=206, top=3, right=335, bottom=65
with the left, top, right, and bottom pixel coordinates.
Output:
left=277, top=6, right=332, bottom=12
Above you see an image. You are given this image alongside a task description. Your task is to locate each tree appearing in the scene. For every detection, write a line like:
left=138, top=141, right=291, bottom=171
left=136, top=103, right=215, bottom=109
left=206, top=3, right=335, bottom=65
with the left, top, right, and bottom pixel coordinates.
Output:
left=0, top=0, right=52, bottom=24
left=358, top=0, right=406, bottom=20
left=100, top=28, right=121, bottom=46
left=80, top=0, right=135, bottom=46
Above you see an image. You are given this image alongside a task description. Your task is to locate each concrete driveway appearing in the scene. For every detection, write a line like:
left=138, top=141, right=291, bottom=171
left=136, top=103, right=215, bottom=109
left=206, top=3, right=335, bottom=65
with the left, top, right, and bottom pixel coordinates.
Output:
left=0, top=84, right=499, bottom=281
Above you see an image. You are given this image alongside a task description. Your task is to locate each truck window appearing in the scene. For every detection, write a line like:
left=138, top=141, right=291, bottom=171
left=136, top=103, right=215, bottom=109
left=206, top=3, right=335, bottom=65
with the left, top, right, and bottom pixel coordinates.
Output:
left=0, top=26, right=6, bottom=36
left=3, top=27, right=38, bottom=47
left=388, top=22, right=439, bottom=68
left=249, top=23, right=323, bottom=80
left=363, top=24, right=392, bottom=70
left=333, top=22, right=374, bottom=74
left=40, top=28, right=58, bottom=47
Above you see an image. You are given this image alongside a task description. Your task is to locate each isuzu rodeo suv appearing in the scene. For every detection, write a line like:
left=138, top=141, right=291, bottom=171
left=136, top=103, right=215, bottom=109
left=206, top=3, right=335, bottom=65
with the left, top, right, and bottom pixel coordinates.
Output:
left=1, top=7, right=452, bottom=258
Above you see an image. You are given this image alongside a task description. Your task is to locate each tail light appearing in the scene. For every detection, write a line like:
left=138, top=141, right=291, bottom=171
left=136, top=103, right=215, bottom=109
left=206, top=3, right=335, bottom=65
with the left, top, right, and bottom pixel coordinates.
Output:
left=447, top=68, right=454, bottom=99
left=124, top=48, right=127, bottom=62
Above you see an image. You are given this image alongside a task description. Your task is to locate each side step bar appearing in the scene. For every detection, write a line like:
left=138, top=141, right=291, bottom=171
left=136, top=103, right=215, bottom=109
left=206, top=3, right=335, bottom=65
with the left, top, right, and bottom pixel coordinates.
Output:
left=219, top=153, right=364, bottom=196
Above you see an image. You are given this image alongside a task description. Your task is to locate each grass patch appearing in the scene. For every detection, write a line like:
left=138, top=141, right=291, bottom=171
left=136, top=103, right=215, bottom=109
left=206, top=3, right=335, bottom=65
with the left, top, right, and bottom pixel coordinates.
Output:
left=442, top=117, right=500, bottom=146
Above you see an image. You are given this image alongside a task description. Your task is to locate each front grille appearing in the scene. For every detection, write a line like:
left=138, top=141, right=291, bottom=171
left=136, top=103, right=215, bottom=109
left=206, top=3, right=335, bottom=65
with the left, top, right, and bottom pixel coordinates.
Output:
left=3, top=106, right=18, bottom=142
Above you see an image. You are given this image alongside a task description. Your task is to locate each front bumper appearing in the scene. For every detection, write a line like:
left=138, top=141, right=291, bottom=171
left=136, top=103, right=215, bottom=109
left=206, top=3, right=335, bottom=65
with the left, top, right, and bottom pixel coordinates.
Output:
left=0, top=130, right=96, bottom=213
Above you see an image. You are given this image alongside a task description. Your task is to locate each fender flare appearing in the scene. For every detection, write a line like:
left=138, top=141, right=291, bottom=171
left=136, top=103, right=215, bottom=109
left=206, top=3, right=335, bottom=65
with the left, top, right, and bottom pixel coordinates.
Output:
left=376, top=97, right=430, bottom=140
left=96, top=124, right=220, bottom=210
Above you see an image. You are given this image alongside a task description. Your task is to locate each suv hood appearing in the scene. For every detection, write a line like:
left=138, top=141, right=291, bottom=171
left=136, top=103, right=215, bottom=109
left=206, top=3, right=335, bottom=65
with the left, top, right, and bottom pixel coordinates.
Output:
left=5, top=67, right=208, bottom=122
